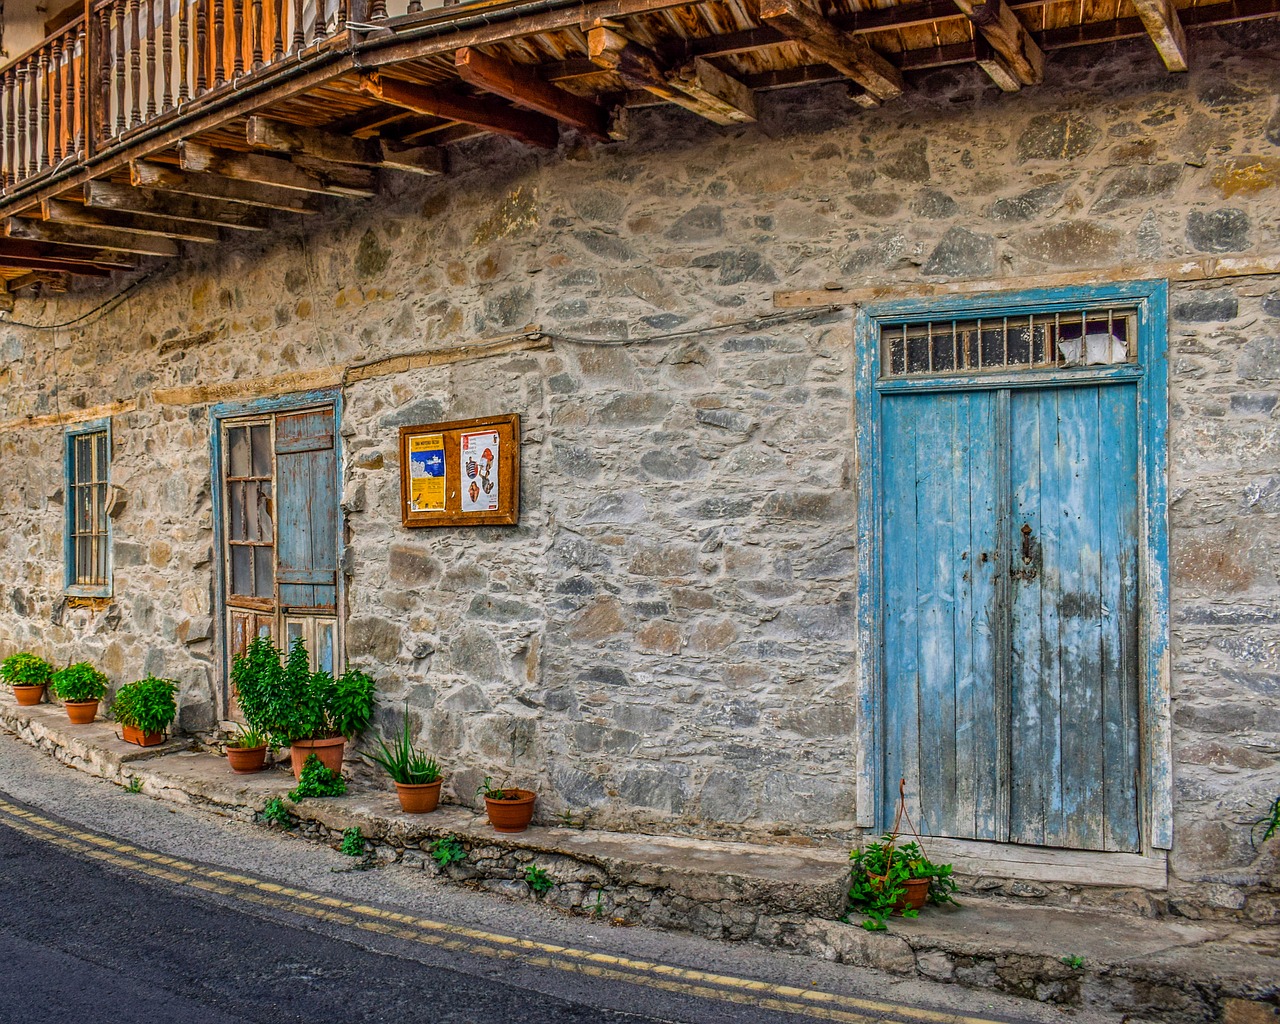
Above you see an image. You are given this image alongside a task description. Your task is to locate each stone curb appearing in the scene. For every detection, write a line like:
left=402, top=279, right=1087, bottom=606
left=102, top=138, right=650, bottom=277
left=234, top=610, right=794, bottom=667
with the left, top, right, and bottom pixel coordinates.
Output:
left=2, top=696, right=1277, bottom=1023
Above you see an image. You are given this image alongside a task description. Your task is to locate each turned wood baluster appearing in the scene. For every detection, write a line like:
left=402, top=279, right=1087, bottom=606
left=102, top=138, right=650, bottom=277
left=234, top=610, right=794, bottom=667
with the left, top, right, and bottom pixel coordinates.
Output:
left=129, top=0, right=142, bottom=127
left=335, top=0, right=346, bottom=31
left=178, top=0, right=190, bottom=99
left=37, top=52, right=50, bottom=170
left=3, top=69, right=14, bottom=188
left=212, top=0, right=225, bottom=85
left=195, top=0, right=208, bottom=93
left=145, top=0, right=157, bottom=118
left=28, top=58, right=41, bottom=171
left=407, top=0, right=422, bottom=14
left=16, top=64, right=28, bottom=179
left=162, top=0, right=173, bottom=109
left=291, top=0, right=304, bottom=52
left=50, top=39, right=64, bottom=163
left=95, top=5, right=111, bottom=143
left=369, top=0, right=386, bottom=21
left=271, top=0, right=283, bottom=60
left=232, top=0, right=244, bottom=75
left=250, top=0, right=263, bottom=68
left=69, top=28, right=82, bottom=157
left=114, top=0, right=127, bottom=133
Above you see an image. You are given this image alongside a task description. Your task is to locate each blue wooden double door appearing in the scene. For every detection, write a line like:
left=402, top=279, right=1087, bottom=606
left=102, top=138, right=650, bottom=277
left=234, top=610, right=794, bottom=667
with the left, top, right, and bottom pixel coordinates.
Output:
left=881, top=381, right=1141, bottom=852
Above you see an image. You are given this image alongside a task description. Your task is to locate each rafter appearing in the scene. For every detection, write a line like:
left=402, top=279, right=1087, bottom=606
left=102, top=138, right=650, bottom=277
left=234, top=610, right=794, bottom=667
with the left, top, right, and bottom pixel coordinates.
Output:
left=41, top=198, right=222, bottom=244
left=953, top=0, right=1044, bottom=87
left=358, top=72, right=562, bottom=149
left=455, top=47, right=617, bottom=142
left=1130, top=0, right=1189, bottom=70
left=246, top=118, right=448, bottom=176
left=0, top=237, right=136, bottom=270
left=84, top=181, right=275, bottom=230
left=176, top=143, right=378, bottom=197
left=130, top=161, right=326, bottom=214
left=5, top=217, right=180, bottom=258
left=758, top=0, right=903, bottom=106
left=0, top=252, right=117, bottom=276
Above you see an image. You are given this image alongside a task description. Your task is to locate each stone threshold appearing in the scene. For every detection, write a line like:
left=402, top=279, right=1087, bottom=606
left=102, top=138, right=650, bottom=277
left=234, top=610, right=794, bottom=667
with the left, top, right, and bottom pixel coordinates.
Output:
left=2, top=695, right=1277, bottom=1024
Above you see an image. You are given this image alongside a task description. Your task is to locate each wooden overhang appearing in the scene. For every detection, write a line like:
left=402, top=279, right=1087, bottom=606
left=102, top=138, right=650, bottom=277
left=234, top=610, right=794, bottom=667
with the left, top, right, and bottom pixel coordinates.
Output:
left=0, top=0, right=1276, bottom=293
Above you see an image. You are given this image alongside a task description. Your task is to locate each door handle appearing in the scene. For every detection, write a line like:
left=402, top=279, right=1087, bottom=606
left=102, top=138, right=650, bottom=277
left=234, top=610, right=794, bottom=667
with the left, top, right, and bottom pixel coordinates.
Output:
left=1011, top=523, right=1039, bottom=582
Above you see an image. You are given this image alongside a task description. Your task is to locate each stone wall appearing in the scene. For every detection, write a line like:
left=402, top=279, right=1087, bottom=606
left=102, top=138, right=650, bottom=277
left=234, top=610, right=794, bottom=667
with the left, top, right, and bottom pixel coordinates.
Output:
left=0, top=26, right=1278, bottom=915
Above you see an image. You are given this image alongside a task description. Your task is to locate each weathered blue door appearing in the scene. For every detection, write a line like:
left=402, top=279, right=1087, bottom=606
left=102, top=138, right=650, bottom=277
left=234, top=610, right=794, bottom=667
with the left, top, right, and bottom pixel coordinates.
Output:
left=881, top=381, right=1141, bottom=852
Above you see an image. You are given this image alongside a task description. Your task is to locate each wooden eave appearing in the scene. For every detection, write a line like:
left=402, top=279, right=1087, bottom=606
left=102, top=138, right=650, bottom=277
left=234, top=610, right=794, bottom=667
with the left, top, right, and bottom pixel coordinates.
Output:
left=0, top=0, right=1276, bottom=287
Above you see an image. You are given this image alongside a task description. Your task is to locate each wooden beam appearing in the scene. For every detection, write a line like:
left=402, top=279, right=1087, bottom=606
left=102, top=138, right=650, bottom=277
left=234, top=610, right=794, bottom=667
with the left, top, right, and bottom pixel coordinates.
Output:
left=586, top=24, right=756, bottom=125
left=1131, top=0, right=1189, bottom=71
left=42, top=198, right=222, bottom=244
left=245, top=117, right=447, bottom=176
left=953, top=0, right=1044, bottom=86
left=0, top=286, right=14, bottom=313
left=129, top=161, right=326, bottom=214
left=0, top=254, right=114, bottom=276
left=85, top=181, right=275, bottom=230
left=0, top=237, right=136, bottom=270
left=5, top=218, right=180, bottom=258
left=7, top=272, right=71, bottom=292
left=455, top=46, right=614, bottom=142
left=177, top=143, right=378, bottom=198
left=358, top=72, right=561, bottom=149
left=757, top=0, right=903, bottom=105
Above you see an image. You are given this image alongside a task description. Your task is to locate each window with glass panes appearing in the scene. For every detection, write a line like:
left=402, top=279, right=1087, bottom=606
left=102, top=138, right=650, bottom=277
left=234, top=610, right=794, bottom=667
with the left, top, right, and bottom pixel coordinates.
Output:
left=65, top=423, right=111, bottom=596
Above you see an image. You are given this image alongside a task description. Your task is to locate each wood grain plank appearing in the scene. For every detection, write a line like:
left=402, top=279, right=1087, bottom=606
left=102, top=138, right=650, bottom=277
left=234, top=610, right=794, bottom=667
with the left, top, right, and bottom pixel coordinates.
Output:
left=41, top=198, right=223, bottom=243
left=758, top=0, right=903, bottom=104
left=1131, top=0, right=1189, bottom=70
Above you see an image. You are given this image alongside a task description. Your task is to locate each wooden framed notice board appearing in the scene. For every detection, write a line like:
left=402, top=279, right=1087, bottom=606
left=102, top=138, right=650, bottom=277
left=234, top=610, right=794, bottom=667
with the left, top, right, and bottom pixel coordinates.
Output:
left=399, top=414, right=520, bottom=528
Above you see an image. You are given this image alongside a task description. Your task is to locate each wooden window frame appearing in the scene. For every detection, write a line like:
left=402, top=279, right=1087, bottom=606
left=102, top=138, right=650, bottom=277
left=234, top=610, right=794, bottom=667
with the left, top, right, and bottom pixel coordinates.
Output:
left=64, top=417, right=113, bottom=598
left=852, top=280, right=1171, bottom=880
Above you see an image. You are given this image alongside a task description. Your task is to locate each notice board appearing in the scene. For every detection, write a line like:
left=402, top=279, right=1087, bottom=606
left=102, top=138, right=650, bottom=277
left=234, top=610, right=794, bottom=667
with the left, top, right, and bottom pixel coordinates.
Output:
left=398, top=414, right=520, bottom=528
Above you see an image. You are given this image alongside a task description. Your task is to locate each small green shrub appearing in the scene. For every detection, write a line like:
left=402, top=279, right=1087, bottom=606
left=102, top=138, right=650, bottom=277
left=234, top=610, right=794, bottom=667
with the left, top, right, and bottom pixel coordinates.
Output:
left=110, top=676, right=178, bottom=735
left=339, top=827, right=365, bottom=857
left=288, top=754, right=347, bottom=801
left=524, top=864, right=554, bottom=896
left=124, top=776, right=143, bottom=794
left=429, top=835, right=466, bottom=868
left=848, top=837, right=958, bottom=931
left=50, top=662, right=108, bottom=703
left=1061, top=954, right=1086, bottom=970
left=261, top=797, right=294, bottom=828
left=1253, top=796, right=1280, bottom=846
left=1, top=653, right=54, bottom=688
left=368, top=701, right=441, bottom=785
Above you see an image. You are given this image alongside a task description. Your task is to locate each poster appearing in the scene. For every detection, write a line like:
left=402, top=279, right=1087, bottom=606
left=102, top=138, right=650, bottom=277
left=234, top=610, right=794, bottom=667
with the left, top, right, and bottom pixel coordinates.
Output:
left=408, top=433, right=445, bottom=512
left=460, top=430, right=500, bottom=513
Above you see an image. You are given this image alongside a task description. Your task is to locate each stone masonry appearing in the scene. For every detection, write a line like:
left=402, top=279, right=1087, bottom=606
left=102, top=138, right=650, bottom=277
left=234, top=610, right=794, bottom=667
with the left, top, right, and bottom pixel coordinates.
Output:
left=0, top=27, right=1277, bottom=920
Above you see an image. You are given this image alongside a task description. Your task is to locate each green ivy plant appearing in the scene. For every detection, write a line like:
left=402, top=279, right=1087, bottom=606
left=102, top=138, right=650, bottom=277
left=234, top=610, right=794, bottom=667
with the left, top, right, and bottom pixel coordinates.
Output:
left=524, top=864, right=554, bottom=896
left=288, top=754, right=347, bottom=802
left=429, top=835, right=466, bottom=868
left=339, top=827, right=365, bottom=857
left=1, top=653, right=54, bottom=688
left=368, top=701, right=441, bottom=785
left=110, top=676, right=178, bottom=735
left=847, top=837, right=959, bottom=931
left=261, top=797, right=294, bottom=829
left=50, top=662, right=109, bottom=703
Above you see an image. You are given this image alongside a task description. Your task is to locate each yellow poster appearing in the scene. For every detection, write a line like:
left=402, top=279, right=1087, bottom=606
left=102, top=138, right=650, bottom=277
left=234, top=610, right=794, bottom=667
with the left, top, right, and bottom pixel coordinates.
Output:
left=408, top=434, right=445, bottom=512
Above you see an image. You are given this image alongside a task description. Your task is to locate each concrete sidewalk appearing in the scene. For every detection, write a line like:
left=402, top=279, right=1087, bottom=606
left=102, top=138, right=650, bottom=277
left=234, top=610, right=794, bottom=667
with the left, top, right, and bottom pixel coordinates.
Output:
left=2, top=694, right=1276, bottom=1023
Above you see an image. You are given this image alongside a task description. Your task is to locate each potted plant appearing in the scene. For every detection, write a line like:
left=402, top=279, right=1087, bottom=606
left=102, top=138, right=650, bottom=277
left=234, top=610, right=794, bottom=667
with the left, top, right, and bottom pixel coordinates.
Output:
left=234, top=635, right=375, bottom=780
left=478, top=776, right=537, bottom=833
left=1, top=652, right=54, bottom=706
left=110, top=675, right=178, bottom=746
left=225, top=723, right=271, bottom=774
left=848, top=835, right=958, bottom=931
left=49, top=662, right=109, bottom=724
left=368, top=703, right=443, bottom=813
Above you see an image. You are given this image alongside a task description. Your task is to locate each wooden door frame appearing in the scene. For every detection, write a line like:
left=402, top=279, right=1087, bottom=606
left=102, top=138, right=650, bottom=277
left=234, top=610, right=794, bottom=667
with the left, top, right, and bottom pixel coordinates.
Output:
left=209, top=387, right=344, bottom=721
left=852, top=280, right=1171, bottom=865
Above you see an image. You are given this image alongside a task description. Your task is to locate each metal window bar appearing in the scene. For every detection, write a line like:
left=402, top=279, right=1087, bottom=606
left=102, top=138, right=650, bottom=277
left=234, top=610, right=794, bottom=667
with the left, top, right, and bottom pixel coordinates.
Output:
left=70, top=430, right=109, bottom=587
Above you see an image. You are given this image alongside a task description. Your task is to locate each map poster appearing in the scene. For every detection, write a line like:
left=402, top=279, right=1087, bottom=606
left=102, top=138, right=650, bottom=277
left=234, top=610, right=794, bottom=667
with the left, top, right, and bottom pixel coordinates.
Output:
left=408, top=434, right=445, bottom=512
left=460, top=430, right=500, bottom=513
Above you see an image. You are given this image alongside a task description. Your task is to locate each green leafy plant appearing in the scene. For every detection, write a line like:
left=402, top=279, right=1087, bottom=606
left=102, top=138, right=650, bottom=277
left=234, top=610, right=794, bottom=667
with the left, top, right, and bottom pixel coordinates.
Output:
left=50, top=662, right=109, bottom=703
left=339, top=827, right=365, bottom=857
left=429, top=835, right=467, bottom=868
left=261, top=797, right=294, bottom=829
left=1, top=653, right=54, bottom=688
left=368, top=701, right=441, bottom=785
left=524, top=864, right=554, bottom=896
left=288, top=754, right=347, bottom=801
left=110, top=676, right=178, bottom=735
left=124, top=776, right=143, bottom=794
left=591, top=889, right=606, bottom=919
left=478, top=775, right=523, bottom=801
left=848, top=836, right=958, bottom=931
left=1252, top=796, right=1280, bottom=847
left=1061, top=954, right=1086, bottom=970
left=228, top=723, right=270, bottom=750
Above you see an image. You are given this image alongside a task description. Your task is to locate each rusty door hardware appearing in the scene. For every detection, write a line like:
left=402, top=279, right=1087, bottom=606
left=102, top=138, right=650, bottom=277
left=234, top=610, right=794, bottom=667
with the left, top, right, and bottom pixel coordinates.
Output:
left=1011, top=522, right=1039, bottom=582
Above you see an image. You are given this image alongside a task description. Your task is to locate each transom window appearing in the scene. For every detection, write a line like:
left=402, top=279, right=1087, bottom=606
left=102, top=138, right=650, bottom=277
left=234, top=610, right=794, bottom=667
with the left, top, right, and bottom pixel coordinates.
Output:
left=879, top=306, right=1136, bottom=378
left=65, top=422, right=111, bottom=597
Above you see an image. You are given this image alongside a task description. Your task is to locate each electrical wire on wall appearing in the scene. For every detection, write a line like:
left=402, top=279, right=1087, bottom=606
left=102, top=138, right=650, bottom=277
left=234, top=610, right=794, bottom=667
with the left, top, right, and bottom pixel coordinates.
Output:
left=0, top=267, right=166, bottom=331
left=536, top=303, right=847, bottom=348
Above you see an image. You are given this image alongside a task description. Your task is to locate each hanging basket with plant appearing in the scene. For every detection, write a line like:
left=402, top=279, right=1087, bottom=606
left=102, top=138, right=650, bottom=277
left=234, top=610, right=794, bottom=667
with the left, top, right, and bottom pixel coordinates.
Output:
left=50, top=662, right=109, bottom=724
left=1, top=652, right=54, bottom=707
left=110, top=675, right=178, bottom=746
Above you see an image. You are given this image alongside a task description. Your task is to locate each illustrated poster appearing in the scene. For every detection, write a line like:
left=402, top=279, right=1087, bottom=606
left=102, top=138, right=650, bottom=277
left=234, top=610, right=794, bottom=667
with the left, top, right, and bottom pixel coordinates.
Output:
left=408, top=434, right=445, bottom=512
left=460, top=430, right=500, bottom=512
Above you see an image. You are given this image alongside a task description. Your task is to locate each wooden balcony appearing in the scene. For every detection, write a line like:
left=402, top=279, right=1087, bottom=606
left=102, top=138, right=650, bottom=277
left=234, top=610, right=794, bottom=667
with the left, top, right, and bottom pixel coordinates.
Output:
left=0, top=0, right=1276, bottom=289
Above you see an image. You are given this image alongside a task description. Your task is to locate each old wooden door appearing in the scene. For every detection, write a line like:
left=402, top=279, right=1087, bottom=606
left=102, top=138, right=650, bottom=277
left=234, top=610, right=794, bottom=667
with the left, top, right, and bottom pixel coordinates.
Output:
left=879, top=325, right=1142, bottom=853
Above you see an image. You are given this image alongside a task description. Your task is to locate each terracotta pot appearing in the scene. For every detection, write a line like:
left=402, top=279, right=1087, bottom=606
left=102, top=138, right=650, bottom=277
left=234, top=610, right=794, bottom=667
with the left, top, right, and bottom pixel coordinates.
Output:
left=483, top=789, right=536, bottom=833
left=289, top=736, right=345, bottom=779
left=227, top=744, right=268, bottom=775
left=64, top=699, right=99, bottom=725
left=394, top=780, right=442, bottom=814
left=893, top=877, right=931, bottom=914
left=11, top=684, right=45, bottom=707
left=121, top=723, right=165, bottom=747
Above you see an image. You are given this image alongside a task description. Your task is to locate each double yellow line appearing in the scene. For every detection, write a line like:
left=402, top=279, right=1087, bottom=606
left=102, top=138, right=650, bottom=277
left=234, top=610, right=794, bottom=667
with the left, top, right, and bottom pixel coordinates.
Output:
left=0, top=795, right=1003, bottom=1024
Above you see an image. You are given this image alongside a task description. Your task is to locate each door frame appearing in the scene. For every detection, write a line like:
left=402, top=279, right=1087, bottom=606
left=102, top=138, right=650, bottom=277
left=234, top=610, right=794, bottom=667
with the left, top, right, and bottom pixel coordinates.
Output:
left=209, top=387, right=345, bottom=720
left=853, top=281, right=1171, bottom=857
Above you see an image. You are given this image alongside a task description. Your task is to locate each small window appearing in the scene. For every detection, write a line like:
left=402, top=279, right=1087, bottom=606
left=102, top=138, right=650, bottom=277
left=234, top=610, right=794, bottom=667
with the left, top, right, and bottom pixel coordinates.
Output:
left=65, top=421, right=111, bottom=597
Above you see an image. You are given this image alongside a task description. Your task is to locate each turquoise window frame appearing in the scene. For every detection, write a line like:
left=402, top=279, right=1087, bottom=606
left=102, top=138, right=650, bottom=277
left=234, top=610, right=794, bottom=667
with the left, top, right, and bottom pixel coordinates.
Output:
left=852, top=280, right=1172, bottom=852
left=64, top=417, right=114, bottom=599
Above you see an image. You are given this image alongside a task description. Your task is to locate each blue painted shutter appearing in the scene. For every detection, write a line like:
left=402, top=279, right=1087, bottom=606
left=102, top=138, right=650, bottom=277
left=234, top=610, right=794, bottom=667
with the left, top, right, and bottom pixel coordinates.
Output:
left=274, top=409, right=338, bottom=611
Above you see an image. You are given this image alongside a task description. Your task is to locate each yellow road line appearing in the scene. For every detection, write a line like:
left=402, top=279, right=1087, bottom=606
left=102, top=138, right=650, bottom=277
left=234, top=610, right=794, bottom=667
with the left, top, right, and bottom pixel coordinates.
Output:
left=0, top=798, right=1007, bottom=1024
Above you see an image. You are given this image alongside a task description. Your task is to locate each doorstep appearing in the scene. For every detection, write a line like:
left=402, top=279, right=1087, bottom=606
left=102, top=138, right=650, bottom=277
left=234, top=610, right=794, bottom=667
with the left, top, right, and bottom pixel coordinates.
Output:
left=1, top=694, right=1276, bottom=1024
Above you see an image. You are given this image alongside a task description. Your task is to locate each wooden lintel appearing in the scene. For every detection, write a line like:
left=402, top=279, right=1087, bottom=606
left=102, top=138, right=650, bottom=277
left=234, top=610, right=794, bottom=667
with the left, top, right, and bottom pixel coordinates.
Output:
left=85, top=181, right=274, bottom=231
left=953, top=0, right=1044, bottom=85
left=1130, top=0, right=1189, bottom=71
left=359, top=72, right=561, bottom=149
left=758, top=0, right=903, bottom=103
left=246, top=117, right=447, bottom=177
left=6, top=217, right=180, bottom=258
left=42, top=198, right=221, bottom=244
left=177, top=142, right=378, bottom=198
left=455, top=46, right=612, bottom=142
left=129, top=161, right=326, bottom=214
left=0, top=398, right=138, bottom=433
